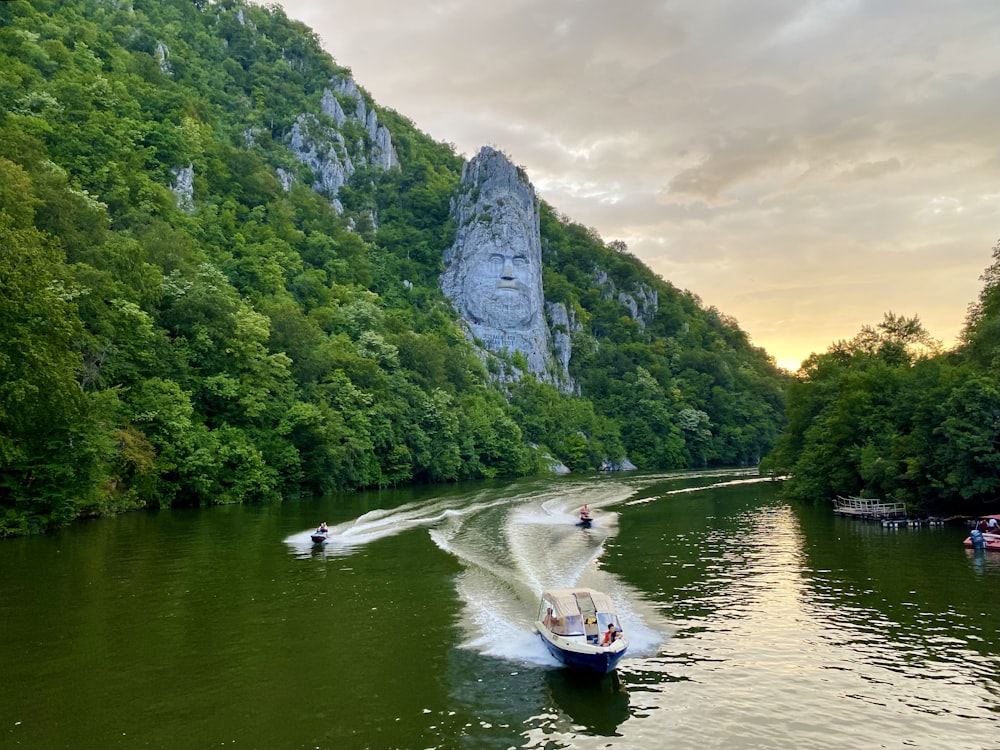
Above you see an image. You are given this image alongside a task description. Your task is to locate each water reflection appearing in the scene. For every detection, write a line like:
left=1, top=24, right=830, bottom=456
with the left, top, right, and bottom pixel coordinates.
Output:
left=543, top=669, right=630, bottom=736
left=965, top=547, right=1000, bottom=576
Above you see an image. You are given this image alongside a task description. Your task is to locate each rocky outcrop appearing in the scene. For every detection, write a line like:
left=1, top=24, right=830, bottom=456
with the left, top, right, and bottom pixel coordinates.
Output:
left=320, top=89, right=347, bottom=127
left=283, top=75, right=398, bottom=213
left=170, top=164, right=194, bottom=213
left=598, top=457, right=638, bottom=472
left=620, top=284, right=658, bottom=330
left=594, top=270, right=659, bottom=331
left=542, top=451, right=572, bottom=475
left=155, top=43, right=171, bottom=75
left=275, top=167, right=293, bottom=192
left=288, top=114, right=352, bottom=211
left=547, top=301, right=579, bottom=390
left=330, top=77, right=398, bottom=170
left=441, top=147, right=573, bottom=392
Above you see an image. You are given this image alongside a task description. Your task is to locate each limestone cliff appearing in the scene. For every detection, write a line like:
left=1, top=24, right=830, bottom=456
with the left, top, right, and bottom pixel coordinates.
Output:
left=283, top=74, right=398, bottom=213
left=593, top=269, right=659, bottom=331
left=441, top=147, right=574, bottom=392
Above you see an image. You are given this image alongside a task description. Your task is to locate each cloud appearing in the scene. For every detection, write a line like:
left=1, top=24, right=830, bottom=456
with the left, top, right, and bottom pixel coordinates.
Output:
left=277, top=0, right=1000, bottom=367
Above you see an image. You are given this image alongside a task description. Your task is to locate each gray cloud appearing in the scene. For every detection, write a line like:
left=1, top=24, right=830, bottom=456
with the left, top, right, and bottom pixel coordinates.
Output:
left=278, top=0, right=1000, bottom=369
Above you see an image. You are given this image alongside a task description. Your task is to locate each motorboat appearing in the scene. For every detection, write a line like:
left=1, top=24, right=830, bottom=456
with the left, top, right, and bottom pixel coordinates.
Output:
left=965, top=515, right=1000, bottom=550
left=535, top=588, right=628, bottom=674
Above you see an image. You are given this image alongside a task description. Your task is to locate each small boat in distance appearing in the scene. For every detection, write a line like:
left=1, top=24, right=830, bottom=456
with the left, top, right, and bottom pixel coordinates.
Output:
left=578, top=505, right=593, bottom=528
left=535, top=588, right=628, bottom=674
left=311, top=522, right=329, bottom=544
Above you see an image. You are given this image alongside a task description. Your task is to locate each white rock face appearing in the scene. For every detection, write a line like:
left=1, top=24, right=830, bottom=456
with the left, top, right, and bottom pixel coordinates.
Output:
left=170, top=164, right=194, bottom=212
left=546, top=301, right=577, bottom=389
left=288, top=115, right=351, bottom=196
left=320, top=89, right=347, bottom=127
left=441, top=147, right=572, bottom=390
left=275, top=167, right=293, bottom=192
left=283, top=75, right=398, bottom=211
left=618, top=284, right=658, bottom=330
left=598, top=457, right=638, bottom=472
left=331, top=77, right=398, bottom=169
left=155, top=42, right=171, bottom=75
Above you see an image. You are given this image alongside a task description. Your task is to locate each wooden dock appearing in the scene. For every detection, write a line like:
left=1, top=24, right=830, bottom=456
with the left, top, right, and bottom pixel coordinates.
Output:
left=832, top=496, right=946, bottom=527
left=833, top=496, right=907, bottom=520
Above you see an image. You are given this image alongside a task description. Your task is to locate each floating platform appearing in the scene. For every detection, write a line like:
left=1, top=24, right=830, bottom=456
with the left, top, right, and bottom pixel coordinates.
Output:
left=879, top=517, right=946, bottom=528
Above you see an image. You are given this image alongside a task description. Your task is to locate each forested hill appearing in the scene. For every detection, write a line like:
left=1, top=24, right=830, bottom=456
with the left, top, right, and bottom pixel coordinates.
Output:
left=0, top=0, right=787, bottom=537
left=763, top=255, right=1000, bottom=517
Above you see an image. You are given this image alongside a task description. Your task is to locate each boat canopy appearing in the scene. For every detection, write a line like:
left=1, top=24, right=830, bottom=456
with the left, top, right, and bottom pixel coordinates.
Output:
left=540, top=588, right=620, bottom=637
left=543, top=588, right=616, bottom=617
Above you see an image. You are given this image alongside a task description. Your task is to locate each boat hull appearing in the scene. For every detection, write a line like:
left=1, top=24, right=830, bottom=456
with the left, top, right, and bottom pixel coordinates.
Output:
left=310, top=533, right=328, bottom=544
left=964, top=534, right=1000, bottom=550
left=536, top=624, right=627, bottom=674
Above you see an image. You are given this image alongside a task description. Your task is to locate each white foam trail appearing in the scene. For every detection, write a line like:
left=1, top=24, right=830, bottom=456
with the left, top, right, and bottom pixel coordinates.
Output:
left=624, top=474, right=775, bottom=506
left=285, top=480, right=672, bottom=664
left=283, top=492, right=511, bottom=557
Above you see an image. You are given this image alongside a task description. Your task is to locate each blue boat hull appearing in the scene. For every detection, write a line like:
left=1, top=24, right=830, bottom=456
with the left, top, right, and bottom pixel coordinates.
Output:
left=539, top=634, right=625, bottom=674
left=310, top=533, right=327, bottom=544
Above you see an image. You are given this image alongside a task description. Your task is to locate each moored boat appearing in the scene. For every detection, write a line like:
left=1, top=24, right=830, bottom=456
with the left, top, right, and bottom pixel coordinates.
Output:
left=965, top=514, right=1000, bottom=550
left=534, top=588, right=628, bottom=674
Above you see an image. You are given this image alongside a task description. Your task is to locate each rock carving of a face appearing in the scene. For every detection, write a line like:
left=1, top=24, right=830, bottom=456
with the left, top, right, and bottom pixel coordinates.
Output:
left=463, top=243, right=537, bottom=329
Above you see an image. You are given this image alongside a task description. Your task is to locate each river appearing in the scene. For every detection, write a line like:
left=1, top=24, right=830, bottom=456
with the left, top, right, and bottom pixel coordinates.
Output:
left=1, top=469, right=998, bottom=749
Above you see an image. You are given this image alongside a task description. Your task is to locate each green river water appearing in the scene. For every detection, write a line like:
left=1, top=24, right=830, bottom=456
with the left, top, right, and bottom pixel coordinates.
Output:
left=1, top=469, right=998, bottom=749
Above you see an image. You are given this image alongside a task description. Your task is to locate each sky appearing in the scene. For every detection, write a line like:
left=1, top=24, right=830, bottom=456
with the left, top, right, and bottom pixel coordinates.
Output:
left=275, top=0, right=1000, bottom=371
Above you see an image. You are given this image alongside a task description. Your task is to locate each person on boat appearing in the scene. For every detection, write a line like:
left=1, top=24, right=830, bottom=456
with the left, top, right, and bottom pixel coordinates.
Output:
left=602, top=623, right=618, bottom=646
left=315, top=522, right=328, bottom=536
left=580, top=505, right=592, bottom=523
left=988, top=518, right=999, bottom=533
left=970, top=528, right=986, bottom=549
left=977, top=518, right=989, bottom=533
left=543, top=608, right=556, bottom=629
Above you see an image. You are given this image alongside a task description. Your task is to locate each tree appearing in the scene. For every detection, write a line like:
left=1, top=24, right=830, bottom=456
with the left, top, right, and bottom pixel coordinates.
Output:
left=963, top=238, right=1000, bottom=369
left=0, top=162, right=84, bottom=473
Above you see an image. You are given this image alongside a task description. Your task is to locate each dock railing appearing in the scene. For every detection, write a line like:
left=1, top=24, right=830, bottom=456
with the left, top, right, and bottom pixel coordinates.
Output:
left=833, top=496, right=907, bottom=519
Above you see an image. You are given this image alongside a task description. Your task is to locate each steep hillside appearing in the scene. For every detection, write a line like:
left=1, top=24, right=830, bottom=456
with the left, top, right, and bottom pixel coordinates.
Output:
left=0, top=0, right=787, bottom=536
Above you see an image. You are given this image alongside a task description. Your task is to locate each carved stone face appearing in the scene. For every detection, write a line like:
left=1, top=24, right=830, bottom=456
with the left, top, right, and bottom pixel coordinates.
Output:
left=463, top=246, right=538, bottom=329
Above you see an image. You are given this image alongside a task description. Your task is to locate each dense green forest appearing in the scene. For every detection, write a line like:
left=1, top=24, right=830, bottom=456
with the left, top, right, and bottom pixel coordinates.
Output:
left=0, top=0, right=788, bottom=536
left=764, top=240, right=1000, bottom=516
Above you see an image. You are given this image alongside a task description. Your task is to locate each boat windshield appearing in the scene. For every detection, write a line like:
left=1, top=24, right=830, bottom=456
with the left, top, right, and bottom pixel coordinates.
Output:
left=540, top=593, right=587, bottom=636
left=554, top=614, right=584, bottom=636
left=596, top=612, right=619, bottom=632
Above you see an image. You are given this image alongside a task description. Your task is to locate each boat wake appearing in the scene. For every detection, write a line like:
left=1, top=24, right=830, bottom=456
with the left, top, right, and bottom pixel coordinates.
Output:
left=287, top=480, right=670, bottom=667
left=283, top=490, right=508, bottom=556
